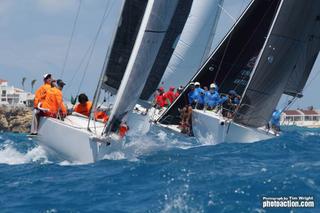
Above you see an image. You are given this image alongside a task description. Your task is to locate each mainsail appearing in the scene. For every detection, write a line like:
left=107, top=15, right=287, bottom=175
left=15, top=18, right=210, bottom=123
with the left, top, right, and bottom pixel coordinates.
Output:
left=105, top=0, right=188, bottom=133
left=159, top=0, right=223, bottom=93
left=235, top=0, right=320, bottom=127
left=159, top=0, right=280, bottom=125
left=102, top=0, right=149, bottom=94
left=139, top=0, right=193, bottom=100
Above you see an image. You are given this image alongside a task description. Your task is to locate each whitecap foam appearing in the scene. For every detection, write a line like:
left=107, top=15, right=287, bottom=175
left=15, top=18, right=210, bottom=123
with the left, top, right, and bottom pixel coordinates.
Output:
left=0, top=143, right=49, bottom=165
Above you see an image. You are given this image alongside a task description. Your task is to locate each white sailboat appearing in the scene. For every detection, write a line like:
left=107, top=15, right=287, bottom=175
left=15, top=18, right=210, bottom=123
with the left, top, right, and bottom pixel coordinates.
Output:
left=35, top=0, right=194, bottom=163
left=158, top=0, right=320, bottom=144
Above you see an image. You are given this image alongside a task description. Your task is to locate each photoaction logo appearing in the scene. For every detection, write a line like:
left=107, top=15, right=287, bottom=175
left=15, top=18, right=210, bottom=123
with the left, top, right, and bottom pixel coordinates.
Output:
left=262, top=196, right=315, bottom=208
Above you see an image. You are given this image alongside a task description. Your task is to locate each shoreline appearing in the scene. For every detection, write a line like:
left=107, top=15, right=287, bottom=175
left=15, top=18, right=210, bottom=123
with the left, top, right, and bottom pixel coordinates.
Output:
left=0, top=105, right=32, bottom=133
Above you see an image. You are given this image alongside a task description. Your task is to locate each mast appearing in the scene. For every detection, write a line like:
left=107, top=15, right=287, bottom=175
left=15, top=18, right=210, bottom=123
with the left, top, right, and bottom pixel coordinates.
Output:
left=234, top=0, right=320, bottom=127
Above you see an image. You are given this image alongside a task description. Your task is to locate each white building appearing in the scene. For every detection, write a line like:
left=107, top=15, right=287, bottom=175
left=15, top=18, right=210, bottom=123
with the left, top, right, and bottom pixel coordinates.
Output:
left=0, top=79, right=34, bottom=107
left=281, top=108, right=320, bottom=128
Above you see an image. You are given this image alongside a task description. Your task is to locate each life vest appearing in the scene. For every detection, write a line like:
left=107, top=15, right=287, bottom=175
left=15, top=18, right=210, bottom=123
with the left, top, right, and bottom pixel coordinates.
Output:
left=34, top=83, right=51, bottom=108
left=74, top=101, right=93, bottom=117
left=41, top=87, right=67, bottom=117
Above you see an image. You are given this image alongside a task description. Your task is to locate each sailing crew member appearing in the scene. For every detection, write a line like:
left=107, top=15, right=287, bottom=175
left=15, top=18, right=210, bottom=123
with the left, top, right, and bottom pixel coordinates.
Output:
left=222, top=90, right=240, bottom=118
left=41, top=79, right=67, bottom=118
left=270, top=109, right=282, bottom=134
left=175, top=86, right=183, bottom=99
left=204, top=83, right=220, bottom=110
left=194, top=82, right=205, bottom=109
left=155, top=87, right=168, bottom=108
left=179, top=104, right=193, bottom=135
left=187, top=82, right=199, bottom=108
left=73, top=93, right=92, bottom=117
left=30, top=73, right=53, bottom=135
left=164, top=86, right=175, bottom=105
left=95, top=108, right=109, bottom=123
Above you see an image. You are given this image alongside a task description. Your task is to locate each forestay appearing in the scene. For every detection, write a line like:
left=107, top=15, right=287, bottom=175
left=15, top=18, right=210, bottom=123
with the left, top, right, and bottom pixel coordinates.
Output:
left=235, top=0, right=320, bottom=127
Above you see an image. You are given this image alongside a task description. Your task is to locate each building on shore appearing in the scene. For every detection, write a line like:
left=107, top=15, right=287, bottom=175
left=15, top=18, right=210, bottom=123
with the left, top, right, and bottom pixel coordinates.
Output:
left=0, top=79, right=34, bottom=107
left=281, top=107, right=320, bottom=128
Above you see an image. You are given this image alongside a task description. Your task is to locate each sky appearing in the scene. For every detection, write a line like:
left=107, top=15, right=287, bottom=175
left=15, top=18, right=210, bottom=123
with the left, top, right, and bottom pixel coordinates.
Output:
left=0, top=0, right=319, bottom=109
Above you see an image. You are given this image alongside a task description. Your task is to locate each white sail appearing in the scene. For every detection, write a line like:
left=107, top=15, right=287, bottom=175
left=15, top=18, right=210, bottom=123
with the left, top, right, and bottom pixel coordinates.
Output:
left=160, top=0, right=223, bottom=90
left=105, top=0, right=180, bottom=133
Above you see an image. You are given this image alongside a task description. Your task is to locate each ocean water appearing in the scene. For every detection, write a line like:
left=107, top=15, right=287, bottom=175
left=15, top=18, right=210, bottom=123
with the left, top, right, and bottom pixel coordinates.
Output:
left=0, top=126, right=319, bottom=213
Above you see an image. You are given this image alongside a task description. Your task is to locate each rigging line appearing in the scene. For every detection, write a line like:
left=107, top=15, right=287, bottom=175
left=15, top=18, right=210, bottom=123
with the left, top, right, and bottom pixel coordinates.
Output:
left=64, top=36, right=95, bottom=92
left=218, top=4, right=236, bottom=22
left=60, top=0, right=82, bottom=78
left=76, top=1, right=112, bottom=96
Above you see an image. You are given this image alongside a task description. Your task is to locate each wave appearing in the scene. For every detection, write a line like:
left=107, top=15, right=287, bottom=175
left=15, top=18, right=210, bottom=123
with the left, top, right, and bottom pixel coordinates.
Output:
left=0, top=140, right=49, bottom=165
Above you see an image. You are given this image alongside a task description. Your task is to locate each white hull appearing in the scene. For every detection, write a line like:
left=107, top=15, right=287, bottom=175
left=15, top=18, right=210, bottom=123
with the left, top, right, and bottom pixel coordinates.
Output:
left=35, top=114, right=123, bottom=163
left=192, top=109, right=275, bottom=144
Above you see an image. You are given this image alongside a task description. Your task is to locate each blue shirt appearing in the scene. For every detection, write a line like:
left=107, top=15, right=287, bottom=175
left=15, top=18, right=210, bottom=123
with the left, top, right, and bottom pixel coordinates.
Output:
left=204, top=90, right=220, bottom=107
left=195, top=88, right=205, bottom=104
left=188, top=89, right=199, bottom=104
left=271, top=110, right=282, bottom=127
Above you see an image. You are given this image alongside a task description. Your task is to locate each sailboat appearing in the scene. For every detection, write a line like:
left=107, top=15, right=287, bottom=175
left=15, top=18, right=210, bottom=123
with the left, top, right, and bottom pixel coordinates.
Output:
left=35, top=0, right=193, bottom=163
left=157, top=0, right=320, bottom=144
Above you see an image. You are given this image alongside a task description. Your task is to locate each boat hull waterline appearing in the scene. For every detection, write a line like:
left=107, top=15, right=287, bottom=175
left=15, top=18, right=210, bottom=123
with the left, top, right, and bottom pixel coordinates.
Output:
left=35, top=115, right=123, bottom=163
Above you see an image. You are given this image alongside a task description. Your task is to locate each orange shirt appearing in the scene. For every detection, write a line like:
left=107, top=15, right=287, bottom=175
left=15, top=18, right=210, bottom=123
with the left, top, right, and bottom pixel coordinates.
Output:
left=34, top=83, right=51, bottom=108
left=42, top=87, right=67, bottom=117
left=74, top=101, right=93, bottom=117
left=94, top=111, right=109, bottom=123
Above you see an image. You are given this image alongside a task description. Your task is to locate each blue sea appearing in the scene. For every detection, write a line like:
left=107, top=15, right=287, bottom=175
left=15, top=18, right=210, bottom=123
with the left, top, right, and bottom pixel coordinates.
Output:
left=0, top=126, right=319, bottom=213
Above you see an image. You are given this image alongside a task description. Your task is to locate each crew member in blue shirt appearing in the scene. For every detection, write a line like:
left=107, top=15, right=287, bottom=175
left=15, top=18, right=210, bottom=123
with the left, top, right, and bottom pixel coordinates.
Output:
left=188, top=82, right=199, bottom=108
left=204, top=83, right=220, bottom=110
left=194, top=82, right=205, bottom=109
left=270, top=109, right=282, bottom=134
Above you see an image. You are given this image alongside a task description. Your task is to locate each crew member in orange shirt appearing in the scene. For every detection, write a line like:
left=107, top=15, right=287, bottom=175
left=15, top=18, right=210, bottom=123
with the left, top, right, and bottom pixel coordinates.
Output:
left=41, top=79, right=67, bottom=118
left=30, top=73, right=53, bottom=135
left=73, top=93, right=92, bottom=117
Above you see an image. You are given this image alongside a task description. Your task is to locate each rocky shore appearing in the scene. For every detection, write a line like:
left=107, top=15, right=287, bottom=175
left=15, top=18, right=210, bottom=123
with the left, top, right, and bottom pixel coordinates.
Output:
left=0, top=105, right=32, bottom=133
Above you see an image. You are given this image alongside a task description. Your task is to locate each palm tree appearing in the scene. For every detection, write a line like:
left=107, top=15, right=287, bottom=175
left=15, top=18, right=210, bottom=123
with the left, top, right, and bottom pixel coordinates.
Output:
left=22, top=77, right=26, bottom=90
left=31, top=79, right=37, bottom=93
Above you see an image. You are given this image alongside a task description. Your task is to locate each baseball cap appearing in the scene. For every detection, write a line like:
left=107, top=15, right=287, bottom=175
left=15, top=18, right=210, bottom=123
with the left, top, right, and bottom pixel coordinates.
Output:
left=43, top=73, right=52, bottom=80
left=195, top=82, right=200, bottom=86
left=210, top=83, right=217, bottom=88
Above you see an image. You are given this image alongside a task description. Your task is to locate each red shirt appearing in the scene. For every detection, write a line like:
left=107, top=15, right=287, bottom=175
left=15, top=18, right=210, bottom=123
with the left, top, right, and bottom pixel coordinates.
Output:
left=164, top=90, right=175, bottom=104
left=156, top=94, right=168, bottom=107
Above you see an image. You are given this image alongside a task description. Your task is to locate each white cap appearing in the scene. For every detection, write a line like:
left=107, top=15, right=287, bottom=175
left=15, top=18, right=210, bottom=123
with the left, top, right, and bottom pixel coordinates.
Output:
left=43, top=73, right=52, bottom=79
left=195, top=82, right=200, bottom=86
left=189, top=82, right=195, bottom=86
left=210, top=83, right=217, bottom=88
